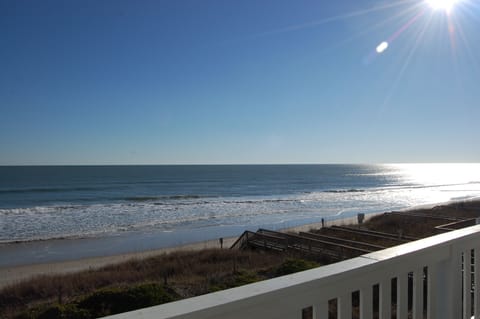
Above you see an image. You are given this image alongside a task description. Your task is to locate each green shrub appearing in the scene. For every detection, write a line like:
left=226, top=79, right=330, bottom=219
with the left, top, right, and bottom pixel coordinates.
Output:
left=14, top=283, right=176, bottom=319
left=16, top=304, right=90, bottom=319
left=275, top=259, right=319, bottom=276
left=208, top=285, right=224, bottom=293
left=40, top=304, right=90, bottom=319
left=207, top=269, right=260, bottom=293
left=78, top=283, right=177, bottom=317
left=232, top=270, right=259, bottom=286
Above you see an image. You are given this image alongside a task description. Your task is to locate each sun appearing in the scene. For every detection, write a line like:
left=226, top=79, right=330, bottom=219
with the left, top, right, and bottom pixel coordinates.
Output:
left=425, top=0, right=460, bottom=12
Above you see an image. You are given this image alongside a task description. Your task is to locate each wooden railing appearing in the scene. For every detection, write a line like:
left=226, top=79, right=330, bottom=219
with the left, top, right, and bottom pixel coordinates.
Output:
left=104, top=225, right=480, bottom=319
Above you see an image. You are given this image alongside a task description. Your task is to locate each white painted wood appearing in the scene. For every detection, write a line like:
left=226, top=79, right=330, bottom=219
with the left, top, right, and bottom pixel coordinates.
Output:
left=453, top=250, right=464, bottom=319
left=397, top=273, right=409, bottom=319
left=464, top=250, right=473, bottom=319
left=427, top=264, right=437, bottom=319
left=103, top=225, right=480, bottom=319
left=379, top=279, right=392, bottom=319
left=360, top=286, right=372, bottom=319
left=413, top=268, right=424, bottom=319
left=314, top=300, right=329, bottom=319
left=475, top=248, right=480, bottom=319
left=338, top=294, right=352, bottom=319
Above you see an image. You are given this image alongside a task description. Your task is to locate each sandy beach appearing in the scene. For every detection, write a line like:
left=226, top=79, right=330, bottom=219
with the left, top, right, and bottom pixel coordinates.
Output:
left=0, top=212, right=382, bottom=289
left=0, top=236, right=239, bottom=289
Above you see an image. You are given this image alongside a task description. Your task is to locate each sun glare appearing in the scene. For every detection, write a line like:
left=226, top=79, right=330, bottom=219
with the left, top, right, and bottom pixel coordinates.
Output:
left=376, top=41, right=389, bottom=53
left=425, top=0, right=460, bottom=13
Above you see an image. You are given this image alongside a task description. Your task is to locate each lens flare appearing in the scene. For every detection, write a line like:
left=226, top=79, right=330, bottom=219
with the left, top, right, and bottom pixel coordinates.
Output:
left=376, top=41, right=389, bottom=53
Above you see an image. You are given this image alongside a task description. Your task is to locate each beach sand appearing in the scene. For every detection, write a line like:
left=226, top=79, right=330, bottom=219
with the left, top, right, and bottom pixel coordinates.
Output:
left=0, top=236, right=238, bottom=289
left=0, top=212, right=383, bottom=289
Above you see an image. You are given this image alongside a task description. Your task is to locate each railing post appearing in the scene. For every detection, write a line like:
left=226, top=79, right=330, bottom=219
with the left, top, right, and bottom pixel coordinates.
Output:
left=314, top=300, right=329, bottom=319
left=464, top=250, right=472, bottom=319
left=413, top=268, right=424, bottom=319
left=475, top=248, right=480, bottom=319
left=360, top=286, right=373, bottom=319
left=436, top=246, right=462, bottom=319
left=380, top=279, right=392, bottom=319
left=338, top=293, right=352, bottom=319
left=427, top=264, right=437, bottom=319
left=283, top=307, right=301, bottom=318
left=452, top=249, right=463, bottom=319
left=397, top=273, right=408, bottom=319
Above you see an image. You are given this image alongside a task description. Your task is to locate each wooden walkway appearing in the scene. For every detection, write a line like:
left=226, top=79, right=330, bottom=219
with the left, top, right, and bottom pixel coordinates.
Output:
left=231, top=227, right=391, bottom=261
left=231, top=212, right=477, bottom=261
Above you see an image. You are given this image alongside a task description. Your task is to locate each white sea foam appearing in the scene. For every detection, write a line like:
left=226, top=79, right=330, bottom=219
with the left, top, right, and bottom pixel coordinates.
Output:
left=1, top=179, right=479, bottom=243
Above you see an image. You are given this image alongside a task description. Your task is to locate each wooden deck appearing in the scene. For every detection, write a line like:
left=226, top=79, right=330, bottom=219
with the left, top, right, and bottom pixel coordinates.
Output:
left=231, top=212, right=476, bottom=261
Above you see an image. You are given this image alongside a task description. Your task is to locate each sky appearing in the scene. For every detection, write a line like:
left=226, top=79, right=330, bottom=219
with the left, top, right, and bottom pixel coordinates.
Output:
left=1, top=0, right=479, bottom=165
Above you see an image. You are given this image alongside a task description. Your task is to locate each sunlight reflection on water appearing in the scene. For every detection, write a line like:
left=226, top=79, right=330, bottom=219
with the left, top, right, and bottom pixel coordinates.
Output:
left=388, top=163, right=480, bottom=186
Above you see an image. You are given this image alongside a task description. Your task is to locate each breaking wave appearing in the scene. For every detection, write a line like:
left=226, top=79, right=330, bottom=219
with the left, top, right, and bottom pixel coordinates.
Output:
left=2, top=164, right=480, bottom=244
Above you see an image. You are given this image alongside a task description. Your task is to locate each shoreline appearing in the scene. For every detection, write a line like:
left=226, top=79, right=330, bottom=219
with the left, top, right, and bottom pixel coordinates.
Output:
left=0, top=236, right=237, bottom=289
left=2, top=198, right=479, bottom=289
left=0, top=213, right=376, bottom=289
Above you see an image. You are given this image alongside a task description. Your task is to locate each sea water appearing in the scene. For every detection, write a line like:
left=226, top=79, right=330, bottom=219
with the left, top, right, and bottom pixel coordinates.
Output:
left=0, top=164, right=479, bottom=265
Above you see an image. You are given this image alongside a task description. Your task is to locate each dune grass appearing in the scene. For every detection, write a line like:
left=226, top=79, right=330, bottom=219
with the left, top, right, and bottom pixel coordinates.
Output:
left=0, top=249, right=319, bottom=318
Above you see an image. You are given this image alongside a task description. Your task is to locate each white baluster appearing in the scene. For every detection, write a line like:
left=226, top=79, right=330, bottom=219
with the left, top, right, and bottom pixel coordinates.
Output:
left=475, top=248, right=480, bottom=319
left=427, top=265, right=437, bottom=319
left=360, top=286, right=373, bottom=319
left=465, top=250, right=473, bottom=319
left=338, top=294, right=352, bottom=319
left=314, top=300, right=329, bottom=319
left=397, top=273, right=409, bottom=319
left=413, top=268, right=424, bottom=319
left=380, top=279, right=392, bottom=319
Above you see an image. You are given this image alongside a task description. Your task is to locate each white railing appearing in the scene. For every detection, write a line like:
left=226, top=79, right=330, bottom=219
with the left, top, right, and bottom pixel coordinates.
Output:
left=105, top=225, right=480, bottom=319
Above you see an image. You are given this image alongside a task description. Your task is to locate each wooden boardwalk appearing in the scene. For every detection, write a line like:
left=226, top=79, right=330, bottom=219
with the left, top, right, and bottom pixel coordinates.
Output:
left=231, top=228, right=387, bottom=261
left=231, top=211, right=477, bottom=261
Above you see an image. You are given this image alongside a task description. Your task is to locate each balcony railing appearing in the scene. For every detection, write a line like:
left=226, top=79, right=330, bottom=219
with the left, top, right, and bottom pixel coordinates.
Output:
left=105, top=224, right=480, bottom=319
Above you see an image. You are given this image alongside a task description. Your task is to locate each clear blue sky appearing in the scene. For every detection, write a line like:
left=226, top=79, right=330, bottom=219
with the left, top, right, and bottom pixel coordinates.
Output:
left=1, top=0, right=479, bottom=165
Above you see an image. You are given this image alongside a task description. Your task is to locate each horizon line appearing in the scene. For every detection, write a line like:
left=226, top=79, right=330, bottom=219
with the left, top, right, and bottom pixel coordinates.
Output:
left=1, top=162, right=478, bottom=167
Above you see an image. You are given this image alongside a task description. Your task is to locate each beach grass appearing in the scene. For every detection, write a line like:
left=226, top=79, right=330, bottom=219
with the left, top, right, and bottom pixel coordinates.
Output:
left=0, top=249, right=318, bottom=318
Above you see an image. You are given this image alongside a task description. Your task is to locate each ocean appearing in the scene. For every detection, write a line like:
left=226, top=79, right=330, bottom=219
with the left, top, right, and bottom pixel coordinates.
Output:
left=1, top=164, right=479, bottom=265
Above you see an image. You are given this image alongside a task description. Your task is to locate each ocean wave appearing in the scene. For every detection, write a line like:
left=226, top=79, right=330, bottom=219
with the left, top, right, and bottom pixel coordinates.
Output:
left=122, top=195, right=303, bottom=206
left=123, top=194, right=213, bottom=202
left=323, top=182, right=480, bottom=194
left=0, top=194, right=320, bottom=237
left=0, top=233, right=96, bottom=245
left=2, top=179, right=480, bottom=244
left=0, top=204, right=86, bottom=216
left=0, top=186, right=106, bottom=194
left=324, top=189, right=366, bottom=193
